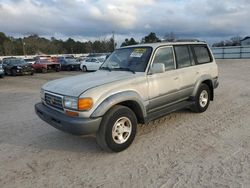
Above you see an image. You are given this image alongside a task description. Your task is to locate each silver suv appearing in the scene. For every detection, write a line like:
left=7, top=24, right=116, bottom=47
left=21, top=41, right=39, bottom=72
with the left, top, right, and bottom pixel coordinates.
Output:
left=35, top=42, right=219, bottom=152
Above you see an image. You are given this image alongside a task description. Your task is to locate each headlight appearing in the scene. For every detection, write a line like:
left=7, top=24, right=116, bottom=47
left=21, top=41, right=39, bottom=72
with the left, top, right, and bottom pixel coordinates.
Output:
left=40, top=89, right=45, bottom=100
left=17, top=66, right=22, bottom=69
left=64, top=96, right=93, bottom=111
left=64, top=96, right=78, bottom=110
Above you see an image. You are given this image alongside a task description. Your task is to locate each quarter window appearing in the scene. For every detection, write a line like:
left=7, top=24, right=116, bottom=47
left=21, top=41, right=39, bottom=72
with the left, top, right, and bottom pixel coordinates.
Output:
left=152, top=47, right=175, bottom=71
left=193, top=45, right=212, bottom=64
left=174, top=46, right=192, bottom=68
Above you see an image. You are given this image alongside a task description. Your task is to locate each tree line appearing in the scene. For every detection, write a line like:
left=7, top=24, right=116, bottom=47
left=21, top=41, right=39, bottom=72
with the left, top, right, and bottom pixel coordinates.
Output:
left=0, top=31, right=178, bottom=56
left=211, top=36, right=243, bottom=47
left=0, top=32, right=115, bottom=56
left=0, top=31, right=247, bottom=55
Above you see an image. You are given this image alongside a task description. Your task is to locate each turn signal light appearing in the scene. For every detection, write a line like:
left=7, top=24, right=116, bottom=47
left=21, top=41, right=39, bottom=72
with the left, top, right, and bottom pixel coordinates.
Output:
left=65, top=110, right=79, bottom=117
left=78, top=98, right=93, bottom=111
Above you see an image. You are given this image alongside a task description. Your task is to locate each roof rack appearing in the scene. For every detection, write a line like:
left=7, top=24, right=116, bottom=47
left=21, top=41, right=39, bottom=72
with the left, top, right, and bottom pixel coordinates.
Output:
left=175, top=39, right=201, bottom=42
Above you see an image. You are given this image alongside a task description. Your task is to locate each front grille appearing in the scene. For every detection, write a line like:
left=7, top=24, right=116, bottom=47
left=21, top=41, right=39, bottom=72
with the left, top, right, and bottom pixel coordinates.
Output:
left=45, top=93, right=63, bottom=110
left=21, top=66, right=32, bottom=72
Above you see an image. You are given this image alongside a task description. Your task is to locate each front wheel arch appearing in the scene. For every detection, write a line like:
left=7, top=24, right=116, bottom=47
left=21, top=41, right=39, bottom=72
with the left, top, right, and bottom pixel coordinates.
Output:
left=91, top=91, right=147, bottom=123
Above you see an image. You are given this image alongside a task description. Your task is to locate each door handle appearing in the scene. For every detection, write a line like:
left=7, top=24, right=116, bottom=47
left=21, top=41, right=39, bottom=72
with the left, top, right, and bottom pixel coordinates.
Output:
left=174, top=77, right=179, bottom=80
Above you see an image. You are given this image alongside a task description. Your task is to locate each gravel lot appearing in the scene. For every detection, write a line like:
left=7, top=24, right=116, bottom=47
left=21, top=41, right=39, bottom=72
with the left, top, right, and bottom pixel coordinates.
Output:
left=0, top=59, right=250, bottom=188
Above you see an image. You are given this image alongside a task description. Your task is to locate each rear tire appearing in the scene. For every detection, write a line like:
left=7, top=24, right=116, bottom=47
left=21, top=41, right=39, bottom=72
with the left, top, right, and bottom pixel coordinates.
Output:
left=55, top=67, right=60, bottom=72
left=66, top=66, right=71, bottom=71
left=96, top=105, right=137, bottom=152
left=191, top=84, right=210, bottom=113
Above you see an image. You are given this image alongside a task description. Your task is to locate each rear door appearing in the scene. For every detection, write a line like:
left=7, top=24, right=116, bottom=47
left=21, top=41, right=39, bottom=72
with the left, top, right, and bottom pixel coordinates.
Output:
left=147, top=46, right=181, bottom=112
left=173, top=45, right=198, bottom=99
left=191, top=44, right=215, bottom=79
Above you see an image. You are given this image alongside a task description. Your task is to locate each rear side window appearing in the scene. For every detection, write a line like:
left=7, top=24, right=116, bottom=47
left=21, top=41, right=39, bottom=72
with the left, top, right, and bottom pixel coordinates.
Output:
left=153, top=47, right=175, bottom=71
left=193, top=45, right=212, bottom=64
left=174, top=46, right=192, bottom=68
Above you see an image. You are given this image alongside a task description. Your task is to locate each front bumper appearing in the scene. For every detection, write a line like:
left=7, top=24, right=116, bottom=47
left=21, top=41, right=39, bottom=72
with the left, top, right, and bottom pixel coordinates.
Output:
left=0, top=70, right=4, bottom=76
left=35, top=102, right=102, bottom=135
left=16, top=68, right=33, bottom=75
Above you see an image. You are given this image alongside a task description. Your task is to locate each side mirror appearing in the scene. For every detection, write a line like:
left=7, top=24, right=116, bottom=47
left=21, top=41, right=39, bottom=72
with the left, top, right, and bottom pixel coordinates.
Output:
left=150, top=63, right=165, bottom=74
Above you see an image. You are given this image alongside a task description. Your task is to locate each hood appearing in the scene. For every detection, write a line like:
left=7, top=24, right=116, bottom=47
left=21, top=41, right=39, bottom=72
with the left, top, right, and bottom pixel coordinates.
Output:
left=12, top=63, right=31, bottom=67
left=43, top=70, right=136, bottom=97
left=65, top=61, right=80, bottom=65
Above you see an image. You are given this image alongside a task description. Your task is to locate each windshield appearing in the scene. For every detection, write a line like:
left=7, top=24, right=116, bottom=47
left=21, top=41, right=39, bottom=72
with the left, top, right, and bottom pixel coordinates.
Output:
left=38, top=60, right=50, bottom=64
left=8, top=59, right=26, bottom=64
left=100, top=47, right=152, bottom=72
left=65, top=59, right=77, bottom=64
left=97, top=58, right=105, bottom=62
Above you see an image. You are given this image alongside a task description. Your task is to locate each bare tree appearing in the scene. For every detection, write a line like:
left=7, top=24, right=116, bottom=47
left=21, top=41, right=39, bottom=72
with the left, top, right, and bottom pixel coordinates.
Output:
left=164, top=32, right=177, bottom=42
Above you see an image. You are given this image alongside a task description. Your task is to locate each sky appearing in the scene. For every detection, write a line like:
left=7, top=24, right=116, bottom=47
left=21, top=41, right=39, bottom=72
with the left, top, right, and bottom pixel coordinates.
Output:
left=0, top=0, right=249, bottom=45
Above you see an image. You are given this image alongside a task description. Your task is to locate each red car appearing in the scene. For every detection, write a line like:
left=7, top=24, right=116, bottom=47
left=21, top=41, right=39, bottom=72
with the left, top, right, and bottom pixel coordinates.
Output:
left=32, top=59, right=61, bottom=73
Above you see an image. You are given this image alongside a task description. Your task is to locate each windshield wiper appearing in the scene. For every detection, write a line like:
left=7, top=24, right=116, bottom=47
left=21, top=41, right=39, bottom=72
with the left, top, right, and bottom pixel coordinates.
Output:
left=100, top=66, right=112, bottom=72
left=114, top=67, right=135, bottom=74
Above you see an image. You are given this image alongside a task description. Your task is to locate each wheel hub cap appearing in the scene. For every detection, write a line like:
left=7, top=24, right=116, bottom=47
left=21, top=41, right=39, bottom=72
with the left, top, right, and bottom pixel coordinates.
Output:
left=112, top=117, right=132, bottom=144
left=199, top=90, right=208, bottom=108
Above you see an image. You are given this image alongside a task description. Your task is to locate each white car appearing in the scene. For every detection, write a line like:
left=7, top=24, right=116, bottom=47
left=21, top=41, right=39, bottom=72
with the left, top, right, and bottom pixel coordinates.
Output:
left=80, top=57, right=105, bottom=72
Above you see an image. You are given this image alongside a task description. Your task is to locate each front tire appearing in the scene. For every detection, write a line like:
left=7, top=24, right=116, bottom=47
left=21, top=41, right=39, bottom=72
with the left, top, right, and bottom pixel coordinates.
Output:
left=42, top=68, right=47, bottom=73
left=191, top=83, right=210, bottom=113
left=96, top=105, right=137, bottom=152
left=82, top=66, right=87, bottom=72
left=11, top=69, right=17, bottom=76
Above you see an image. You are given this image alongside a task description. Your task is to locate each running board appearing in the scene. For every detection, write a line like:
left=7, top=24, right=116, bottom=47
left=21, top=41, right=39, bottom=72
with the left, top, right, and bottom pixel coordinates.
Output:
left=145, top=101, right=195, bottom=123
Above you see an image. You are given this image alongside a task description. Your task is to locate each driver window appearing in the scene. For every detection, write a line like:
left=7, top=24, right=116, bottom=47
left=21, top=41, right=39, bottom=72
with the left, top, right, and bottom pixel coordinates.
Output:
left=152, top=47, right=175, bottom=71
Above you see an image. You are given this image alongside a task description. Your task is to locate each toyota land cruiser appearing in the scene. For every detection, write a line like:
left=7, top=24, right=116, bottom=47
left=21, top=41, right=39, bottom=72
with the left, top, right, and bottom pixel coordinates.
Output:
left=35, top=42, right=219, bottom=152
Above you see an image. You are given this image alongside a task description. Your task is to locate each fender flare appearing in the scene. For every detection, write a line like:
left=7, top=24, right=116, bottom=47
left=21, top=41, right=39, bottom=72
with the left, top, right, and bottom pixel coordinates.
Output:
left=191, top=74, right=214, bottom=99
left=91, top=91, right=147, bottom=120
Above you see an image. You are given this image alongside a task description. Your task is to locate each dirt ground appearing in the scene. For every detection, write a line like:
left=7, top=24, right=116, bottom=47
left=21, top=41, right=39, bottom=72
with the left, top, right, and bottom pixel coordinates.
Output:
left=0, top=60, right=250, bottom=188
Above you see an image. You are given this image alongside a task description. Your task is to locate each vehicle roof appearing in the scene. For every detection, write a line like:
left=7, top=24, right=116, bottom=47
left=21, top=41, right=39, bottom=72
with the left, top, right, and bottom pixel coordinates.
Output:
left=120, top=41, right=207, bottom=50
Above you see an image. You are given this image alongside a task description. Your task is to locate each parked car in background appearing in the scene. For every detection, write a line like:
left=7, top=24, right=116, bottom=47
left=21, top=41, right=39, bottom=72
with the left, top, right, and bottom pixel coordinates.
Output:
left=34, top=55, right=51, bottom=61
left=77, top=55, right=88, bottom=62
left=49, top=57, right=60, bottom=64
left=24, top=58, right=36, bottom=64
left=32, top=59, right=60, bottom=73
left=80, top=57, right=106, bottom=71
left=0, top=63, right=5, bottom=78
left=2, top=58, right=34, bottom=76
left=60, top=58, right=81, bottom=71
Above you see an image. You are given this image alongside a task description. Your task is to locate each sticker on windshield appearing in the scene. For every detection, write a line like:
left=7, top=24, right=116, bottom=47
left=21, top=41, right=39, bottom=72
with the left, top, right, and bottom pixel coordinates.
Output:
left=130, top=48, right=147, bottom=58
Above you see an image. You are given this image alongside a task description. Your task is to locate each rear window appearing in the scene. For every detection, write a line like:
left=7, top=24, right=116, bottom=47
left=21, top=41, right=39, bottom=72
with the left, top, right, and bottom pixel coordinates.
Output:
left=193, top=45, right=212, bottom=64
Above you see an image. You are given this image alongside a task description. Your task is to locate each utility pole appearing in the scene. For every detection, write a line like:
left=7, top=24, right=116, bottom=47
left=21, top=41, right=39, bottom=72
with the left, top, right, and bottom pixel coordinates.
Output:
left=112, top=31, right=115, bottom=51
left=22, top=38, right=26, bottom=57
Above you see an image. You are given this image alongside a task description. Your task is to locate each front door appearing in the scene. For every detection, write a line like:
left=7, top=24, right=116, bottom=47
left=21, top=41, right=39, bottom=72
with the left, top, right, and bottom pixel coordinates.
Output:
left=147, top=46, right=180, bottom=113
